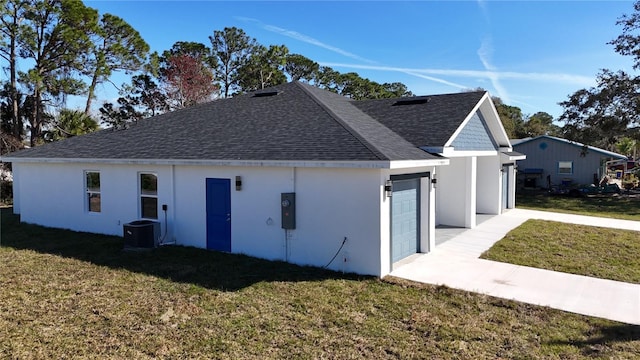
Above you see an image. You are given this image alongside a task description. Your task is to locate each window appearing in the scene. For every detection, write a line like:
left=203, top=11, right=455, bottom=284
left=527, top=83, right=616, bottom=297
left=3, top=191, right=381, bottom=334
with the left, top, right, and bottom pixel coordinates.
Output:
left=86, top=171, right=101, bottom=213
left=558, top=161, right=573, bottom=175
left=140, top=173, right=158, bottom=219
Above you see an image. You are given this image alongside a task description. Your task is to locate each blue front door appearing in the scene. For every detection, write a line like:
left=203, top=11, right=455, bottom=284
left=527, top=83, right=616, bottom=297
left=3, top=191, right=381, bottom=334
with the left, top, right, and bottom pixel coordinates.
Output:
left=391, top=178, right=420, bottom=263
left=206, top=178, right=231, bottom=252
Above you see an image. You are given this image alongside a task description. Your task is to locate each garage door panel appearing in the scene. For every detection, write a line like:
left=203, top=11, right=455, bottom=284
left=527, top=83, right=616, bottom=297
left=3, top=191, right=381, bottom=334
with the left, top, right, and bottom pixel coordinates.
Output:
left=391, top=179, right=419, bottom=263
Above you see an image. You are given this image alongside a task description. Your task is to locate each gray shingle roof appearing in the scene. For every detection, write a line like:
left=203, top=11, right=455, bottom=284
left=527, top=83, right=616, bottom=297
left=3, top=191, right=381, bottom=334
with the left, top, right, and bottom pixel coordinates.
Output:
left=5, top=83, right=483, bottom=163
left=354, top=91, right=486, bottom=148
left=299, top=84, right=437, bottom=160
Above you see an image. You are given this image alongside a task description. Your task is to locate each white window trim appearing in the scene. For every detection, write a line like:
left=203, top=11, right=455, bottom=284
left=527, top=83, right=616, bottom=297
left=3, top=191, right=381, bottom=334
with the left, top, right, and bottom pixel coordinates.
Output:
left=558, top=161, right=573, bottom=175
left=139, top=172, right=158, bottom=219
left=85, top=170, right=101, bottom=213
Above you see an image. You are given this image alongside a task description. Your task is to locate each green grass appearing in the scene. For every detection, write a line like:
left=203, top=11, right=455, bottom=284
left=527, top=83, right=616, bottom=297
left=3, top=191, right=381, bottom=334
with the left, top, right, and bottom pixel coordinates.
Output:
left=2, top=209, right=640, bottom=358
left=481, top=219, right=640, bottom=284
left=516, top=191, right=640, bottom=221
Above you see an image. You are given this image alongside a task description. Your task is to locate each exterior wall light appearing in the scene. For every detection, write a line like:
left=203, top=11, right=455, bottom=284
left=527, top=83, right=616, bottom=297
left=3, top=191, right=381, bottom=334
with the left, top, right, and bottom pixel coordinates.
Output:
left=385, top=180, right=393, bottom=197
left=235, top=176, right=242, bottom=191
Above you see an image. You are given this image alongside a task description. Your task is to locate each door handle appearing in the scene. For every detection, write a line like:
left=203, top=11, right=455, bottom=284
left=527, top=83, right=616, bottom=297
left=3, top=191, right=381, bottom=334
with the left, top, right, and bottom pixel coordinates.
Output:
left=226, top=214, right=231, bottom=222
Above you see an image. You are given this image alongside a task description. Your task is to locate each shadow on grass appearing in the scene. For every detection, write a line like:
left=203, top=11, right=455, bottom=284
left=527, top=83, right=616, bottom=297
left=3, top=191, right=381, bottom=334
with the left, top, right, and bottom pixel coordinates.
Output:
left=548, top=324, right=640, bottom=356
left=0, top=208, right=367, bottom=291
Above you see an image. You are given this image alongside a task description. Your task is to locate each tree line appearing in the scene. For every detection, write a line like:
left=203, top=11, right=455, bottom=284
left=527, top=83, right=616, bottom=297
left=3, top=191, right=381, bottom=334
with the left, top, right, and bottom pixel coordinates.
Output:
left=2, top=0, right=639, bottom=159
left=477, top=0, right=640, bottom=158
left=0, top=0, right=414, bottom=150
left=555, top=1, right=640, bottom=157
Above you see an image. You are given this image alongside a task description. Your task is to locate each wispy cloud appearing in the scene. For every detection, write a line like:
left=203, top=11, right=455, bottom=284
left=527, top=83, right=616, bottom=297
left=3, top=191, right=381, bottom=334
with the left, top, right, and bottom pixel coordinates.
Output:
left=237, top=16, right=593, bottom=99
left=475, top=1, right=508, bottom=100
left=263, top=25, right=377, bottom=65
left=477, top=37, right=510, bottom=102
left=236, top=16, right=465, bottom=88
left=477, top=0, right=490, bottom=22
left=236, top=16, right=375, bottom=64
left=402, top=71, right=470, bottom=89
left=320, top=62, right=593, bottom=86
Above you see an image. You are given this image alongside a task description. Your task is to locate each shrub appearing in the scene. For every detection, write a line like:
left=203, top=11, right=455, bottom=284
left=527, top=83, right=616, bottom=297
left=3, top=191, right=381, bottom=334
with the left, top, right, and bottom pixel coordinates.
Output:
left=0, top=180, right=12, bottom=204
left=622, top=174, right=639, bottom=190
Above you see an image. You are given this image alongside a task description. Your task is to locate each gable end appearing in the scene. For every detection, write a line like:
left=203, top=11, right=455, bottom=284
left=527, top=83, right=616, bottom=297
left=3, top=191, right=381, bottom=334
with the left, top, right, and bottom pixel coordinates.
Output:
left=449, top=110, right=497, bottom=151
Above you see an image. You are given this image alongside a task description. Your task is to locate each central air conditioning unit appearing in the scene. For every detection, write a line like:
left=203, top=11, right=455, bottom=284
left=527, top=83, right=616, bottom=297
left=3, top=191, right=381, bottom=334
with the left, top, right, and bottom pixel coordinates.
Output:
left=123, top=220, right=160, bottom=249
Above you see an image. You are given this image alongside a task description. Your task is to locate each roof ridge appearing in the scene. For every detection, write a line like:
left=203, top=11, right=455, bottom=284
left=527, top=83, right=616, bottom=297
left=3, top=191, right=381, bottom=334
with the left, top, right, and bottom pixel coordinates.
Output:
left=353, top=90, right=488, bottom=148
left=295, top=82, right=438, bottom=161
left=358, top=90, right=486, bottom=104
left=294, top=82, right=387, bottom=160
left=516, top=135, right=627, bottom=159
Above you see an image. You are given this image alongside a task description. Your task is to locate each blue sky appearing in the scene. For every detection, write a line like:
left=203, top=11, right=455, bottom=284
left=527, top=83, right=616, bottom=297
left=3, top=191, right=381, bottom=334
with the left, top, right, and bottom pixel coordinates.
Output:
left=83, top=0, right=637, bottom=119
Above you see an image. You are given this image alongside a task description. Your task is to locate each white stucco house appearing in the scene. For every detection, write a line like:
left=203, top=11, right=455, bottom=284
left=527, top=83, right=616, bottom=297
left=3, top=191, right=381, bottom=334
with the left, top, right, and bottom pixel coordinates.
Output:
left=3, top=82, right=523, bottom=277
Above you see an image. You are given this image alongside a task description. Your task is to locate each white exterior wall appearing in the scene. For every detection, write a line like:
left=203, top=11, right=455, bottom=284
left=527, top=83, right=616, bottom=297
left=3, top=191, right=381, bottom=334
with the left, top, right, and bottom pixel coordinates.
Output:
left=465, top=157, right=477, bottom=228
left=174, top=165, right=385, bottom=275
left=436, top=157, right=474, bottom=227
left=12, top=164, right=20, bottom=214
left=12, top=162, right=393, bottom=276
left=436, top=154, right=505, bottom=227
left=419, top=176, right=434, bottom=253
left=173, top=166, right=383, bottom=275
left=293, top=168, right=382, bottom=275
left=476, top=155, right=501, bottom=215
left=12, top=160, right=450, bottom=276
left=171, top=165, right=293, bottom=259
left=13, top=162, right=174, bottom=237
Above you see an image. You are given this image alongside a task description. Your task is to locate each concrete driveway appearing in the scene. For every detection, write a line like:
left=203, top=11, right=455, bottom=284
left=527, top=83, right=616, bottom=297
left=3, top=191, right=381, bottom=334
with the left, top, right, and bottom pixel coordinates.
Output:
left=390, top=208, right=640, bottom=325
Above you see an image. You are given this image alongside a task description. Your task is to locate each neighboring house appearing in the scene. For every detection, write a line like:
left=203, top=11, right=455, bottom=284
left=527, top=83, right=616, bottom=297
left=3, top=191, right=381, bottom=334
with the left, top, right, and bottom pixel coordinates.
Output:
left=512, top=135, right=627, bottom=188
left=4, top=82, right=523, bottom=277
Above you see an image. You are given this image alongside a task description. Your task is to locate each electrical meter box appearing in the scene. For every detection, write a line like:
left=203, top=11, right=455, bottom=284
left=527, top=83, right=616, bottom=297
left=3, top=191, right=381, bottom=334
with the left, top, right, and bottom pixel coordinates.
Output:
left=281, top=192, right=296, bottom=229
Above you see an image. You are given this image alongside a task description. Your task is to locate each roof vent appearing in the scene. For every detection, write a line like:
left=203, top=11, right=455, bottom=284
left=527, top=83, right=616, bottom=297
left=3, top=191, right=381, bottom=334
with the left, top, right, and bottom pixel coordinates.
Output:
left=392, top=98, right=430, bottom=106
left=253, top=91, right=280, bottom=98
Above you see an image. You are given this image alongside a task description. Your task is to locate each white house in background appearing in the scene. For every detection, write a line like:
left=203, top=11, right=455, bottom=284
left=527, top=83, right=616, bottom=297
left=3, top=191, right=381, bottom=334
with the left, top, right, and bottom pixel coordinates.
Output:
left=512, top=135, right=626, bottom=188
left=3, top=82, right=523, bottom=277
